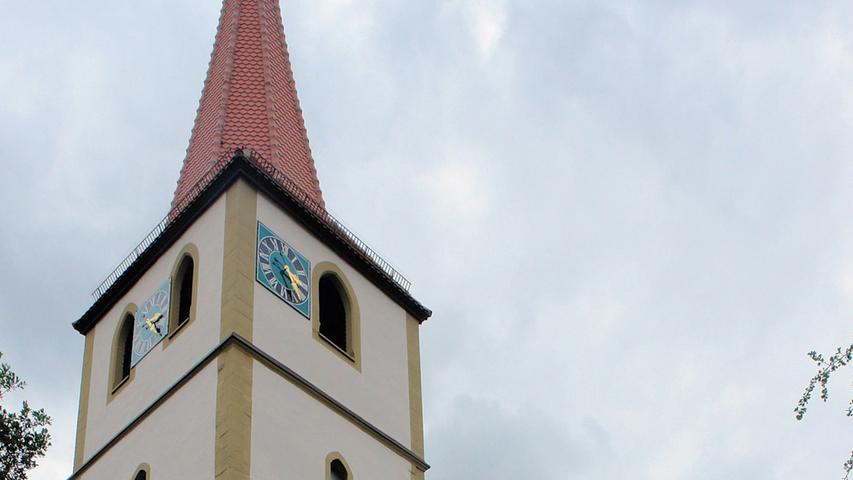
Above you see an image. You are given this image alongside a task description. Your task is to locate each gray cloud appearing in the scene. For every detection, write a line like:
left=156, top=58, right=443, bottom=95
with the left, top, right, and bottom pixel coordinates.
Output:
left=1, top=1, right=851, bottom=479
left=427, top=396, right=616, bottom=479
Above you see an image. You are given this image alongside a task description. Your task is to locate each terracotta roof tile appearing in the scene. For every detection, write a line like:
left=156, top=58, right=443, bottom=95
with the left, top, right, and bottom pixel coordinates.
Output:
left=173, top=0, right=323, bottom=210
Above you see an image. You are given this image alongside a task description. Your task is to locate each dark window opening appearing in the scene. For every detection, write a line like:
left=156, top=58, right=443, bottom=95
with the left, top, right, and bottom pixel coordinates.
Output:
left=318, top=274, right=347, bottom=353
left=176, top=256, right=194, bottom=327
left=118, top=314, right=133, bottom=385
left=134, top=471, right=147, bottom=480
left=330, top=459, right=348, bottom=480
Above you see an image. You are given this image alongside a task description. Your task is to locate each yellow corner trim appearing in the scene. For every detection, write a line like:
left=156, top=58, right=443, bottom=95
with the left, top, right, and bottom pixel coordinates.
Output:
left=73, top=330, right=95, bottom=469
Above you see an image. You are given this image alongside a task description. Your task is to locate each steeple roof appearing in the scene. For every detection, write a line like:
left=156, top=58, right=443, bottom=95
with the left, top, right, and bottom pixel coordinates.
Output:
left=173, top=0, right=323, bottom=210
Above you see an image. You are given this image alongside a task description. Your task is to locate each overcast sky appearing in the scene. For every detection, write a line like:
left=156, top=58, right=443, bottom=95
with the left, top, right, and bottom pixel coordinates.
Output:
left=1, top=0, right=851, bottom=478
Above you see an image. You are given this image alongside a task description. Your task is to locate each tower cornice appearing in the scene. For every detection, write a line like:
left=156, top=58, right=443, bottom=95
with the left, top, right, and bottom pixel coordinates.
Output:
left=74, top=152, right=431, bottom=336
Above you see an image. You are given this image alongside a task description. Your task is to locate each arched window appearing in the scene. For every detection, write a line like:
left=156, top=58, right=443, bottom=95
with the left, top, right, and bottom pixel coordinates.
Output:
left=172, top=255, right=194, bottom=330
left=131, top=463, right=150, bottom=480
left=114, top=313, right=134, bottom=387
left=165, top=244, right=199, bottom=346
left=312, top=263, right=361, bottom=370
left=318, top=274, right=348, bottom=353
left=108, top=304, right=137, bottom=400
left=330, top=459, right=348, bottom=480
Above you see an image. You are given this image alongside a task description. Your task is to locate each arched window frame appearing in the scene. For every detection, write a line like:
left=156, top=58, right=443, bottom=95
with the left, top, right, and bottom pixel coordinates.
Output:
left=131, top=462, right=151, bottom=480
left=163, top=243, right=200, bottom=349
left=108, top=303, right=137, bottom=402
left=325, top=452, right=353, bottom=480
left=312, top=262, right=361, bottom=372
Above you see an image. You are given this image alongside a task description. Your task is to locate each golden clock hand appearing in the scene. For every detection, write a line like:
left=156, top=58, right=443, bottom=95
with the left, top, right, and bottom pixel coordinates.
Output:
left=144, top=312, right=163, bottom=334
left=283, top=265, right=298, bottom=286
left=283, top=265, right=303, bottom=300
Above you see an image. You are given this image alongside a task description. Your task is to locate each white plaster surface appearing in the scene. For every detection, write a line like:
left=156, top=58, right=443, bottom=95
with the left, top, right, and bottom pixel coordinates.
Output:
left=78, top=361, right=217, bottom=480
left=82, top=196, right=225, bottom=462
left=253, top=193, right=413, bottom=448
left=251, top=361, right=412, bottom=480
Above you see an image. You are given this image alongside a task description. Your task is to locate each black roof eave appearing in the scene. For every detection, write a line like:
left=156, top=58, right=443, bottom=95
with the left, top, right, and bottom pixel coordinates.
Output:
left=72, top=156, right=432, bottom=335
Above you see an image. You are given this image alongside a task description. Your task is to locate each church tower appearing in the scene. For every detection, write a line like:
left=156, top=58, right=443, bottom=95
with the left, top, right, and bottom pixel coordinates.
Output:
left=70, top=1, right=431, bottom=479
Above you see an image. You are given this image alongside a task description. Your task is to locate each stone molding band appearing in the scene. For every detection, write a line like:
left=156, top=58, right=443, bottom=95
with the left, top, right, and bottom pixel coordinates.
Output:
left=68, top=333, right=430, bottom=479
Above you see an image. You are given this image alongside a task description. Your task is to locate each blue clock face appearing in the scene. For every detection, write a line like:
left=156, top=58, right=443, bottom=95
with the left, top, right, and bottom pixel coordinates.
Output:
left=256, top=222, right=310, bottom=318
left=131, top=278, right=171, bottom=367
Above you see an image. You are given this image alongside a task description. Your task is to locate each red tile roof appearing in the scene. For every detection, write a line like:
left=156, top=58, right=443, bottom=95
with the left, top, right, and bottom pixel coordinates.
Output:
left=172, top=0, right=324, bottom=210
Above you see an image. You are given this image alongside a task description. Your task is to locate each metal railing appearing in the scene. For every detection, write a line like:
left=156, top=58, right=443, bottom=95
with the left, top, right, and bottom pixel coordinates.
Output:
left=248, top=152, right=413, bottom=292
left=91, top=150, right=412, bottom=300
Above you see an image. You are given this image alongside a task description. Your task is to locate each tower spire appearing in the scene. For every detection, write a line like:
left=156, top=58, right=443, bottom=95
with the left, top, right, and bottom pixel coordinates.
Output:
left=173, top=0, right=324, bottom=210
